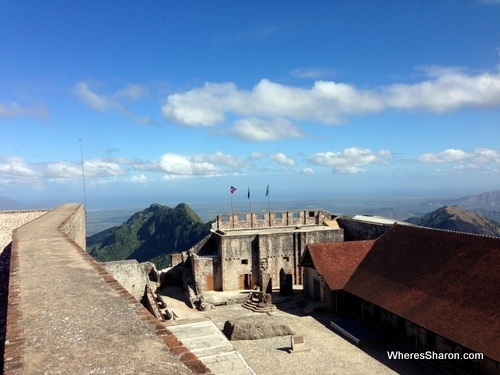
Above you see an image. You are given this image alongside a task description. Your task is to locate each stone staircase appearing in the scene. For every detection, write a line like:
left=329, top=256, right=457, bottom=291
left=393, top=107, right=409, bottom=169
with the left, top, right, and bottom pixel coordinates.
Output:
left=241, top=291, right=277, bottom=313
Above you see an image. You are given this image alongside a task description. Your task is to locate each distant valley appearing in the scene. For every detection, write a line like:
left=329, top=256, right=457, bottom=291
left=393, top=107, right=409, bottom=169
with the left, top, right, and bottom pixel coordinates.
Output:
left=84, top=191, right=499, bottom=269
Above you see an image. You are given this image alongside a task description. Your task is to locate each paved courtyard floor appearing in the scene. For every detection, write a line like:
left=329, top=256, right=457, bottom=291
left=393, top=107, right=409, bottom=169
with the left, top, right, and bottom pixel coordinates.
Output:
left=158, top=288, right=442, bottom=375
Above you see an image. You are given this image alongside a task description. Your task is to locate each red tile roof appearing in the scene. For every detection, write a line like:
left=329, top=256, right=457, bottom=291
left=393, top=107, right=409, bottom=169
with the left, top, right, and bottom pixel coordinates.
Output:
left=344, top=224, right=500, bottom=361
left=300, top=241, right=375, bottom=290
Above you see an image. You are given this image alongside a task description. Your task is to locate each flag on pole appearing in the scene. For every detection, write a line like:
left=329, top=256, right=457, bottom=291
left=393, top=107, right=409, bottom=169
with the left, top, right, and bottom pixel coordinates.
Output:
left=265, top=184, right=269, bottom=197
left=247, top=187, right=250, bottom=199
left=230, top=186, right=237, bottom=194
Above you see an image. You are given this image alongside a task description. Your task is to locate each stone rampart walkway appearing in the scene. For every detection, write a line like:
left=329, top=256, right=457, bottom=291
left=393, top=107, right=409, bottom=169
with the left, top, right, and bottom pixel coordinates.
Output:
left=3, top=204, right=207, bottom=374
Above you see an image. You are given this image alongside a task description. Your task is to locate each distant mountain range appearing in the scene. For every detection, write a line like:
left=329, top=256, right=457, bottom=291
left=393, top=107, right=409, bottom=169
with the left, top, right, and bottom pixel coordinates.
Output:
left=86, top=203, right=212, bottom=268
left=406, top=205, right=499, bottom=237
left=419, top=190, right=500, bottom=222
left=0, top=196, right=25, bottom=210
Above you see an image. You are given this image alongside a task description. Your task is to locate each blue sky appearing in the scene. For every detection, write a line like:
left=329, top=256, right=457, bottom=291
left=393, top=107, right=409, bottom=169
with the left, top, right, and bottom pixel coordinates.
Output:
left=1, top=0, right=499, bottom=209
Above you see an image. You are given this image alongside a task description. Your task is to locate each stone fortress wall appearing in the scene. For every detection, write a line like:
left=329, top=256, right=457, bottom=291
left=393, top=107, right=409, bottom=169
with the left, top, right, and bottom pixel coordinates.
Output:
left=214, top=210, right=335, bottom=231
left=0, top=210, right=50, bottom=251
left=1, top=205, right=210, bottom=375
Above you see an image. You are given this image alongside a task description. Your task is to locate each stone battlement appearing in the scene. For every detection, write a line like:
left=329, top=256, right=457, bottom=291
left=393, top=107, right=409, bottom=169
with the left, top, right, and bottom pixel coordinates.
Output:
left=214, top=209, right=335, bottom=231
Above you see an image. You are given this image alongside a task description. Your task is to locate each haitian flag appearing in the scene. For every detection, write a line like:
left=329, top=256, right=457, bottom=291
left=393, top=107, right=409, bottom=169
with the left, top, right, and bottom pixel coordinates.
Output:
left=230, top=186, right=237, bottom=194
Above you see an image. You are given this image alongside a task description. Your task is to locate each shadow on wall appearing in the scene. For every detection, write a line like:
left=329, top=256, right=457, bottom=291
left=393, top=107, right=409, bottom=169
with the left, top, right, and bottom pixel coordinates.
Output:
left=0, top=244, right=12, bottom=373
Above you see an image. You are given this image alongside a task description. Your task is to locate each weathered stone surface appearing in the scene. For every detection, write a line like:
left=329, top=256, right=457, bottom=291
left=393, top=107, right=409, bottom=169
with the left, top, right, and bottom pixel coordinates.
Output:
left=223, top=315, right=294, bottom=340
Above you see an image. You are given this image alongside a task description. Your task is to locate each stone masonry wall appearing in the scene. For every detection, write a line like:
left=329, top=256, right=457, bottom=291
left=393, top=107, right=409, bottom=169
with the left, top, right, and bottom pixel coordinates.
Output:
left=220, top=234, right=255, bottom=290
left=337, top=218, right=392, bottom=241
left=102, top=260, right=151, bottom=302
left=218, top=228, right=344, bottom=291
left=58, top=204, right=86, bottom=249
left=0, top=210, right=50, bottom=252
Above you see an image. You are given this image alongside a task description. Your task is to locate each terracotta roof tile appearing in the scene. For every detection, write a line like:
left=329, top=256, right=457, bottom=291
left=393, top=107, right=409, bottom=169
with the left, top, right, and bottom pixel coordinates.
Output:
left=344, top=224, right=500, bottom=361
left=300, top=241, right=374, bottom=290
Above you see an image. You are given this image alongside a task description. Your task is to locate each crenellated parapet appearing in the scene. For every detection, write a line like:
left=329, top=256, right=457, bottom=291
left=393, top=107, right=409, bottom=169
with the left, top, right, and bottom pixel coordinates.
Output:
left=213, top=209, right=335, bottom=231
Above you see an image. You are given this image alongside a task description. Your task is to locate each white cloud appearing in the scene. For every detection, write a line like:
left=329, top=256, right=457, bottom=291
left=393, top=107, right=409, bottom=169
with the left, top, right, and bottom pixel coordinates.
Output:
left=45, top=159, right=125, bottom=179
left=0, top=156, right=128, bottom=186
left=301, top=167, right=315, bottom=174
left=73, top=82, right=147, bottom=112
left=114, top=83, right=148, bottom=100
left=161, top=68, right=500, bottom=129
left=83, top=159, right=126, bottom=177
left=418, top=149, right=472, bottom=163
left=0, top=101, right=48, bottom=119
left=309, top=147, right=392, bottom=173
left=132, top=151, right=247, bottom=176
left=162, top=82, right=236, bottom=126
left=157, top=154, right=220, bottom=176
left=73, top=82, right=118, bottom=111
left=45, top=162, right=83, bottom=179
left=269, top=152, right=296, bottom=166
left=0, top=156, right=39, bottom=184
left=192, top=151, right=248, bottom=169
left=418, top=148, right=499, bottom=167
left=230, top=117, right=306, bottom=141
left=130, top=174, right=147, bottom=183
left=385, top=71, right=500, bottom=112
left=472, top=148, right=500, bottom=163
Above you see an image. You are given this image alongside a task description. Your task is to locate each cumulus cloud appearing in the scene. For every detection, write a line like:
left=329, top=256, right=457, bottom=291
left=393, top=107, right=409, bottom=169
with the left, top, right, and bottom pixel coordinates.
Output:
left=130, top=174, right=147, bottom=183
left=192, top=151, right=248, bottom=169
left=230, top=117, right=306, bottom=141
left=83, top=159, right=126, bottom=177
left=161, top=68, right=500, bottom=129
left=162, top=82, right=236, bottom=126
left=0, top=156, right=39, bottom=184
left=269, top=152, right=296, bottom=166
left=156, top=154, right=219, bottom=176
left=45, top=162, right=83, bottom=179
left=418, top=148, right=499, bottom=168
left=0, top=101, right=49, bottom=119
left=309, top=147, right=392, bottom=173
left=0, top=156, right=128, bottom=186
left=418, top=149, right=472, bottom=163
left=301, top=167, right=315, bottom=174
left=384, top=71, right=500, bottom=112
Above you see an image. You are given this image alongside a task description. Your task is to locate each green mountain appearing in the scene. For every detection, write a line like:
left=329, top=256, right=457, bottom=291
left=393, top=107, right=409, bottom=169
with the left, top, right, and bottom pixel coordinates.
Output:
left=406, top=205, right=500, bottom=237
left=86, top=203, right=212, bottom=268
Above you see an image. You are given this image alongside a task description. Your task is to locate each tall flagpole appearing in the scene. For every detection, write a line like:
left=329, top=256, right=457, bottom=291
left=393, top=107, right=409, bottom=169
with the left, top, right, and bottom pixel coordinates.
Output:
left=266, top=184, right=270, bottom=226
left=248, top=186, right=252, bottom=214
left=230, top=186, right=236, bottom=228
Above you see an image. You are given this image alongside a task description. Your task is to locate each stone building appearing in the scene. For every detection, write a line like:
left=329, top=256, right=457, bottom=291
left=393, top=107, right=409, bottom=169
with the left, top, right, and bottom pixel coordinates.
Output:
left=173, top=209, right=343, bottom=296
left=300, top=224, right=500, bottom=375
